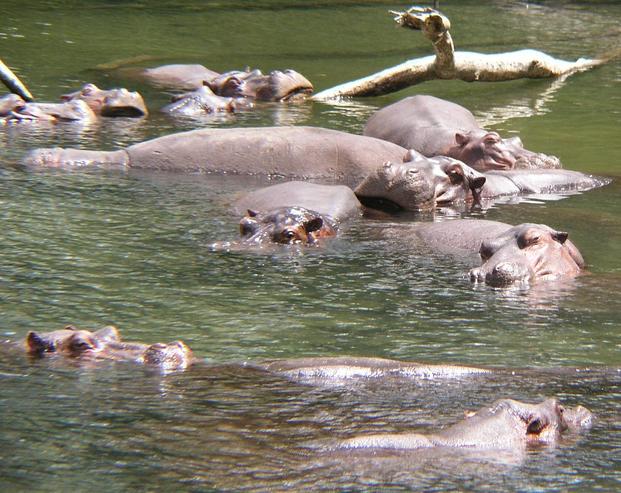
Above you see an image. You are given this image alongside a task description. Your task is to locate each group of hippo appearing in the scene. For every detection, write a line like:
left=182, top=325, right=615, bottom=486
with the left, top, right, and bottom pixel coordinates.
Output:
left=7, top=63, right=607, bottom=287
left=12, top=322, right=594, bottom=455
left=1, top=61, right=607, bottom=457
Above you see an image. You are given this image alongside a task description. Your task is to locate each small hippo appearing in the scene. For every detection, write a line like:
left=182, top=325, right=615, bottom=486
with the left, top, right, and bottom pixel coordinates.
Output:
left=61, top=83, right=147, bottom=117
left=339, top=398, right=593, bottom=451
left=412, top=219, right=585, bottom=287
left=24, top=325, right=193, bottom=371
left=364, top=95, right=561, bottom=171
left=161, top=84, right=251, bottom=117
left=354, top=151, right=607, bottom=212
left=239, top=206, right=337, bottom=246
left=354, top=150, right=486, bottom=211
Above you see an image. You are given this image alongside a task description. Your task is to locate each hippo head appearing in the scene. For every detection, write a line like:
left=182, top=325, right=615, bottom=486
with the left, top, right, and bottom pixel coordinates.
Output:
left=0, top=93, right=25, bottom=117
left=7, top=100, right=96, bottom=122
left=26, top=325, right=120, bottom=356
left=62, top=83, right=148, bottom=117
left=470, top=224, right=585, bottom=287
left=207, top=68, right=313, bottom=101
left=354, top=150, right=486, bottom=211
left=488, top=398, right=593, bottom=445
left=163, top=85, right=251, bottom=115
left=142, top=341, right=193, bottom=371
left=239, top=207, right=336, bottom=245
left=451, top=130, right=561, bottom=171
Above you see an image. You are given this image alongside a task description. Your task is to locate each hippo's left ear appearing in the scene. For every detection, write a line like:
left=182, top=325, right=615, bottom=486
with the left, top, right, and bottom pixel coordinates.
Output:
left=26, top=331, right=49, bottom=354
left=94, top=325, right=121, bottom=344
left=455, top=132, right=470, bottom=147
left=304, top=217, right=324, bottom=233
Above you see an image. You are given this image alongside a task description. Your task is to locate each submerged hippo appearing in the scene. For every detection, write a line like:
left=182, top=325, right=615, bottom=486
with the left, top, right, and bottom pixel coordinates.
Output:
left=24, top=325, right=193, bottom=371
left=206, top=68, right=313, bottom=101
left=2, top=99, right=96, bottom=123
left=237, top=206, right=337, bottom=246
left=139, top=64, right=313, bottom=101
left=355, top=151, right=608, bottom=211
left=411, top=219, right=585, bottom=287
left=61, top=83, right=147, bottom=117
left=161, top=84, right=251, bottom=117
left=364, top=95, right=561, bottom=171
left=252, top=356, right=490, bottom=382
left=0, top=93, right=25, bottom=116
left=24, top=126, right=408, bottom=187
left=338, top=398, right=592, bottom=451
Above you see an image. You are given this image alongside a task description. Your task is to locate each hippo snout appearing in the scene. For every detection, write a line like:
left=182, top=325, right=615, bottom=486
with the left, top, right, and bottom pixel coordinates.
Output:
left=470, top=261, right=532, bottom=287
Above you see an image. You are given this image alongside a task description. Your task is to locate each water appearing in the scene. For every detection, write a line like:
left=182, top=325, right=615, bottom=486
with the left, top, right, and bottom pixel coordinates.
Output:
left=1, top=0, right=620, bottom=491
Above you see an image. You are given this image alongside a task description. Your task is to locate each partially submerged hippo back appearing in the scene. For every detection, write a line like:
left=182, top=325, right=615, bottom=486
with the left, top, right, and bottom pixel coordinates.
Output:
left=141, top=64, right=221, bottom=90
left=233, top=181, right=362, bottom=224
left=239, top=206, right=337, bottom=246
left=142, top=341, right=194, bottom=371
left=339, top=398, right=593, bottom=451
left=354, top=149, right=486, bottom=211
left=62, top=83, right=148, bottom=117
left=161, top=84, right=251, bottom=117
left=364, top=95, right=561, bottom=171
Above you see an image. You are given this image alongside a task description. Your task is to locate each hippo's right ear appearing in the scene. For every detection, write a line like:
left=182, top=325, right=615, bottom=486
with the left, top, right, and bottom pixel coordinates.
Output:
left=304, top=217, right=324, bottom=233
left=246, top=209, right=258, bottom=218
left=26, top=331, right=49, bottom=355
left=94, top=325, right=121, bottom=344
left=403, top=149, right=424, bottom=163
left=455, top=132, right=469, bottom=146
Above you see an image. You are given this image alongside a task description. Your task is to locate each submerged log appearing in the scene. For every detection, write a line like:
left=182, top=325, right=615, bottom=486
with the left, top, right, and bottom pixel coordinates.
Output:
left=313, top=6, right=606, bottom=100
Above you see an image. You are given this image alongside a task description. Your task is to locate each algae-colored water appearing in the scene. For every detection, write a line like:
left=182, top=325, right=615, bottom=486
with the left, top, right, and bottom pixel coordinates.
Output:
left=1, top=1, right=620, bottom=491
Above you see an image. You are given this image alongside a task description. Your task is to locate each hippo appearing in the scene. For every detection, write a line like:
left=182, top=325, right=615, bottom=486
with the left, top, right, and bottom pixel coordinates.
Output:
left=252, top=356, right=490, bottom=382
left=3, top=99, right=96, bottom=123
left=138, top=64, right=313, bottom=101
left=363, top=95, right=562, bottom=171
left=409, top=219, right=585, bottom=287
left=24, top=325, right=193, bottom=371
left=61, top=83, right=147, bottom=117
left=206, top=68, right=313, bottom=102
left=24, top=126, right=408, bottom=187
left=161, top=84, right=251, bottom=117
left=338, top=398, right=592, bottom=451
left=354, top=152, right=608, bottom=212
left=0, top=93, right=25, bottom=116
left=237, top=206, right=337, bottom=246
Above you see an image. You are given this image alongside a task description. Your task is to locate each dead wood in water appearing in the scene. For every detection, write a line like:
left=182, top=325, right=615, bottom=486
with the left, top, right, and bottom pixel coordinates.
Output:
left=312, top=6, right=606, bottom=100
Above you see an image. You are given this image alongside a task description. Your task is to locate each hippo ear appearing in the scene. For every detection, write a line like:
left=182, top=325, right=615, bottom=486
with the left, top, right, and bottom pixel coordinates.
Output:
left=94, top=325, right=121, bottom=344
left=455, top=132, right=469, bottom=146
left=246, top=209, right=259, bottom=218
left=471, top=175, right=486, bottom=190
left=552, top=231, right=568, bottom=244
left=403, top=149, right=417, bottom=162
left=304, top=217, right=324, bottom=233
left=526, top=415, right=547, bottom=435
left=26, top=332, right=48, bottom=354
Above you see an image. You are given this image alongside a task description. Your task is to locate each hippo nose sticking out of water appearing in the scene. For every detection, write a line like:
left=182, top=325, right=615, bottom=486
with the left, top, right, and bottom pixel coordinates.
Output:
left=469, top=223, right=584, bottom=287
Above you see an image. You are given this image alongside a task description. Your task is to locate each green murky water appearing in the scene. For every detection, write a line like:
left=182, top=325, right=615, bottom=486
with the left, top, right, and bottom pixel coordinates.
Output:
left=1, top=1, right=620, bottom=491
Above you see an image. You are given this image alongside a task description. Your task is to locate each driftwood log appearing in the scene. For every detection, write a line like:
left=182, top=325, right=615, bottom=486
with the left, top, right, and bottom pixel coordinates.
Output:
left=313, top=6, right=605, bottom=100
left=0, top=58, right=33, bottom=101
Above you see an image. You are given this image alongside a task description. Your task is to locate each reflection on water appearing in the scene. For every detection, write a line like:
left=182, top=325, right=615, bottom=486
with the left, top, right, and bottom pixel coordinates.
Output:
left=1, top=0, right=621, bottom=491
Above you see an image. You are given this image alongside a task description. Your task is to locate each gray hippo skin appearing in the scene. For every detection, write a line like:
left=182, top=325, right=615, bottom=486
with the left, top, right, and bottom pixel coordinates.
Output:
left=339, top=398, right=593, bottom=450
left=355, top=152, right=608, bottom=211
left=25, top=325, right=193, bottom=371
left=24, top=126, right=408, bottom=186
left=364, top=95, right=561, bottom=171
left=141, top=64, right=221, bottom=90
left=253, top=356, right=490, bottom=381
left=206, top=68, right=313, bottom=101
left=412, top=219, right=584, bottom=286
left=61, top=83, right=148, bottom=117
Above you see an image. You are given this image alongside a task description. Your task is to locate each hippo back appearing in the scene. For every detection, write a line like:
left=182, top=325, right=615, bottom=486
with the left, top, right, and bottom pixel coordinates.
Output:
left=126, top=126, right=408, bottom=187
left=233, top=182, right=362, bottom=224
left=364, top=95, right=479, bottom=155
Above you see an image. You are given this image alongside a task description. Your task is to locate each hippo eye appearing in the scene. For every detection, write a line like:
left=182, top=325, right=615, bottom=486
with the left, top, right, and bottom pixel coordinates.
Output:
left=447, top=169, right=463, bottom=184
left=82, top=84, right=96, bottom=96
left=483, top=135, right=500, bottom=145
left=406, top=168, right=419, bottom=177
left=518, top=232, right=541, bottom=249
left=283, top=230, right=296, bottom=241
